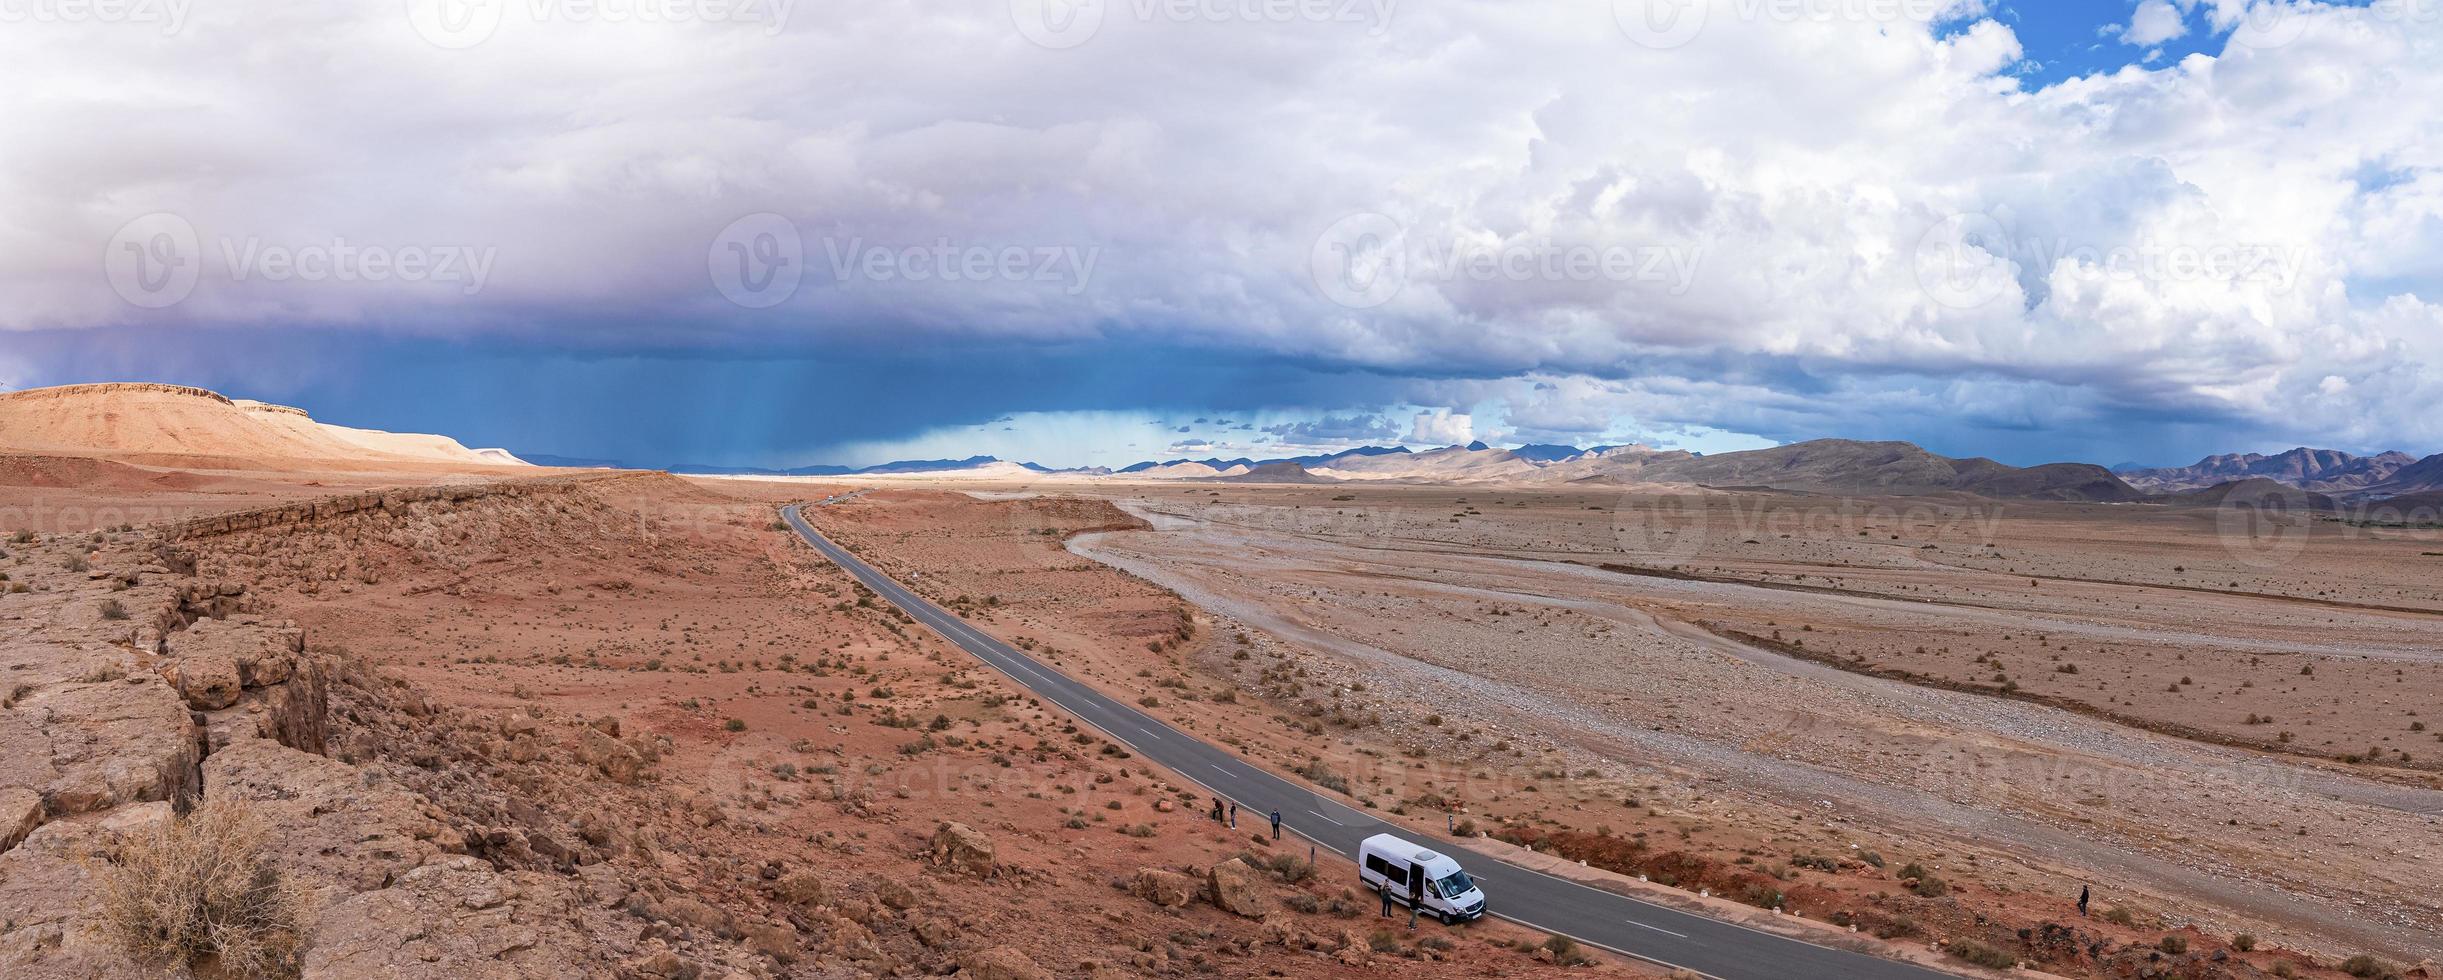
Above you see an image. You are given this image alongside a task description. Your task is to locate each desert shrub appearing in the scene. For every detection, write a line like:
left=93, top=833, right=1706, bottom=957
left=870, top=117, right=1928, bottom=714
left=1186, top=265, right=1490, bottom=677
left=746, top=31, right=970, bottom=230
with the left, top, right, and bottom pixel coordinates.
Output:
left=94, top=799, right=309, bottom=979
left=1283, top=892, right=1320, bottom=914
left=1948, top=938, right=2017, bottom=969
left=1540, top=934, right=1595, bottom=966
left=1296, top=759, right=1350, bottom=795
left=1910, top=874, right=1949, bottom=898
left=2342, top=954, right=2397, bottom=979
left=99, top=599, right=130, bottom=620
left=2233, top=933, right=2257, bottom=952
left=2159, top=935, right=2188, bottom=954
left=65, top=554, right=90, bottom=572
left=724, top=718, right=747, bottom=732
left=2102, top=906, right=2136, bottom=927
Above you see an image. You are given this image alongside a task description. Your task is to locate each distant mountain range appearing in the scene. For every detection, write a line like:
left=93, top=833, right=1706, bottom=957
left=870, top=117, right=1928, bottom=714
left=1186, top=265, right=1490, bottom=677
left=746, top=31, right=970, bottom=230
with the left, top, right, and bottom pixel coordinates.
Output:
left=522, top=439, right=2443, bottom=504
left=2114, top=448, right=2421, bottom=494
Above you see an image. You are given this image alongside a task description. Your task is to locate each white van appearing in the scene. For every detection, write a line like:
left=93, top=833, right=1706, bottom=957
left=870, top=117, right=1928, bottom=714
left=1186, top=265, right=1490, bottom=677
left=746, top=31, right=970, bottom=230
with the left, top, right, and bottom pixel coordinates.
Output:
left=1357, top=833, right=1487, bottom=923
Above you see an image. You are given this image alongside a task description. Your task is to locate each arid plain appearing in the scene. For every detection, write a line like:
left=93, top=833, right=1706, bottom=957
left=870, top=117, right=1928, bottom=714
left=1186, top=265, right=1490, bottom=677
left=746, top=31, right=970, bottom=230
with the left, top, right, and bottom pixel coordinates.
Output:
left=2, top=383, right=2437, bottom=980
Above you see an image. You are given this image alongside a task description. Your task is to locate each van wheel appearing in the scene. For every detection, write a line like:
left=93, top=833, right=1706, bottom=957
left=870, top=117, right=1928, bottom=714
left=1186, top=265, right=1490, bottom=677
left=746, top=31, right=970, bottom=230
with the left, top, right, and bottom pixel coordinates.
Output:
left=1437, top=910, right=1453, bottom=926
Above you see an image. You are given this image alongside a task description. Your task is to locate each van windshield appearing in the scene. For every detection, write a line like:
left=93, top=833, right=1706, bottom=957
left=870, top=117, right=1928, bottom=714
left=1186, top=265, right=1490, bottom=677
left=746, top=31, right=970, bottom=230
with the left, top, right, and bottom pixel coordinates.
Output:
left=1433, top=871, right=1474, bottom=898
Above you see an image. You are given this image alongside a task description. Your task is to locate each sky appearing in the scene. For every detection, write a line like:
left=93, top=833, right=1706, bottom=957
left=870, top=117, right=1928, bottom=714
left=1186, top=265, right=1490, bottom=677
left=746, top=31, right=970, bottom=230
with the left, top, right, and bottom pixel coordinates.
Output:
left=3, top=0, right=2440, bottom=470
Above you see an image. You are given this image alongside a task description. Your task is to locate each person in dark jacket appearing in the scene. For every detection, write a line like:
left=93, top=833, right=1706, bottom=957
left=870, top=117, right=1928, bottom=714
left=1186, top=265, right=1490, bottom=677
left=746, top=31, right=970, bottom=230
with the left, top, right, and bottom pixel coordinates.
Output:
left=2077, top=885, right=2090, bottom=916
left=1408, top=872, right=1424, bottom=929
left=1269, top=809, right=1282, bottom=841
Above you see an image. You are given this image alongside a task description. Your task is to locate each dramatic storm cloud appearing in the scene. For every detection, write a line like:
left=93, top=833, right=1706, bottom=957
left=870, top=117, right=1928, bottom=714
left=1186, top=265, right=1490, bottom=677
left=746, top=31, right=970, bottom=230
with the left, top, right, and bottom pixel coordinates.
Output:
left=2, top=0, right=2439, bottom=466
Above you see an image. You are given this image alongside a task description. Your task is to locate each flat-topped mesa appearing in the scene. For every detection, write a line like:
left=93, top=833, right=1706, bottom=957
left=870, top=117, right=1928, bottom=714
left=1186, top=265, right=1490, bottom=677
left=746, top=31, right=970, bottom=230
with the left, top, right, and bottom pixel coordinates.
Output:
left=0, top=382, right=235, bottom=406
left=0, top=380, right=526, bottom=467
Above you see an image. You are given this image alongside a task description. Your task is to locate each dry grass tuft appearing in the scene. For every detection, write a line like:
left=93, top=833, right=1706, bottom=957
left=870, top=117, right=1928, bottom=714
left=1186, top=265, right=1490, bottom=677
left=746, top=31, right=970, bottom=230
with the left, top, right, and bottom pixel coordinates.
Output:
left=93, top=798, right=310, bottom=979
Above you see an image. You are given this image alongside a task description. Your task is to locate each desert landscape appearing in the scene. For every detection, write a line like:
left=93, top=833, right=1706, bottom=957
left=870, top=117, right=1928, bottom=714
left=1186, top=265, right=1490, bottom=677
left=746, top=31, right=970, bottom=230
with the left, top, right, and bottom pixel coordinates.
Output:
left=3, top=382, right=2436, bottom=980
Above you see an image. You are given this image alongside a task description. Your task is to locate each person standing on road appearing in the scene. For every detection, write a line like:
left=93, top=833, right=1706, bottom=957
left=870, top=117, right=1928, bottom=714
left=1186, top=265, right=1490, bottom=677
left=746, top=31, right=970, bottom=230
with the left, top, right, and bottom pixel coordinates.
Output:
left=1269, top=809, right=1282, bottom=841
left=2077, top=885, right=2090, bottom=916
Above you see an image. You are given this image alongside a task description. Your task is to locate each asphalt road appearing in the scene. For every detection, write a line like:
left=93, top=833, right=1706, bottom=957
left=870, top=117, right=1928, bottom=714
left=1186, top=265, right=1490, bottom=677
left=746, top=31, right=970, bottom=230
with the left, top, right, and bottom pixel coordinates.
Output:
left=782, top=503, right=1958, bottom=980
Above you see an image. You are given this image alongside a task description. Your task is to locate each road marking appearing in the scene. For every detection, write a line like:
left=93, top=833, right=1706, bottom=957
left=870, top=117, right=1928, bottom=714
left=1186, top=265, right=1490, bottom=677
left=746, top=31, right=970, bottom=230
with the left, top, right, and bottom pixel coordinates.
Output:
left=1135, top=726, right=1163, bottom=739
left=1626, top=920, right=1691, bottom=939
left=1210, top=764, right=1234, bottom=778
left=1307, top=809, right=1343, bottom=825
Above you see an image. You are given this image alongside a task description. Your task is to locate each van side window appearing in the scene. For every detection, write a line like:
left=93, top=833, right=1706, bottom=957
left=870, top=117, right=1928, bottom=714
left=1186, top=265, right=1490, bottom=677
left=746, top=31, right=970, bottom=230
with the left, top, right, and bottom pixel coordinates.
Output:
left=1365, top=855, right=1403, bottom=883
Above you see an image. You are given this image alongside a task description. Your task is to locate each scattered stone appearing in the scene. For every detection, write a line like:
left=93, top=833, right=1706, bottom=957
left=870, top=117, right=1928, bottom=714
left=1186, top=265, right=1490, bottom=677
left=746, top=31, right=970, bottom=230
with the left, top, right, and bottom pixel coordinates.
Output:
left=929, top=821, right=995, bottom=875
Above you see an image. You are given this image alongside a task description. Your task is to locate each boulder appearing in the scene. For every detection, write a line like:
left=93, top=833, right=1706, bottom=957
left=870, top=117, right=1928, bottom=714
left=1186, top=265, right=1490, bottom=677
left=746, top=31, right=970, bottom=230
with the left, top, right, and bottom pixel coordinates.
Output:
left=1129, top=867, right=1197, bottom=908
left=0, top=788, right=41, bottom=853
left=576, top=727, right=644, bottom=784
left=957, top=946, right=1051, bottom=980
left=773, top=870, right=829, bottom=909
left=929, top=821, right=994, bottom=875
left=1207, top=858, right=1274, bottom=918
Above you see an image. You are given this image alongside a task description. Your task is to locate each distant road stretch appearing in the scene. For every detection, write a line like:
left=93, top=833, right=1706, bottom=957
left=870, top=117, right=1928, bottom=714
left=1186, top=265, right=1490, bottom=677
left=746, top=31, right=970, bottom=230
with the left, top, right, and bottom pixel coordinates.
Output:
left=781, top=503, right=1958, bottom=980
